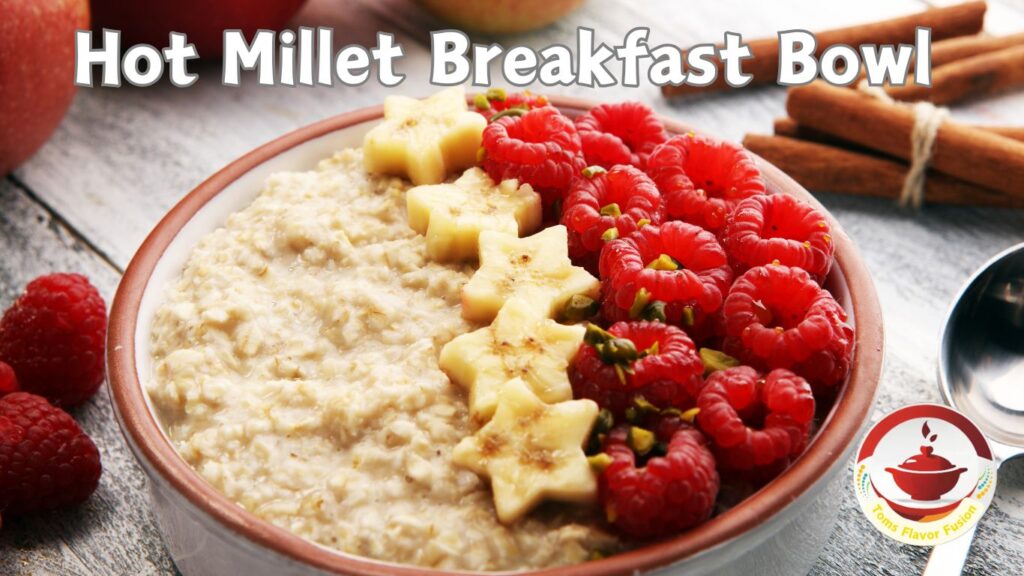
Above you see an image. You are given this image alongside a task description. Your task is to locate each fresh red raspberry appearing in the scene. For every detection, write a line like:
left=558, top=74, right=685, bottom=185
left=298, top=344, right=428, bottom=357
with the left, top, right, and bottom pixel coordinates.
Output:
left=696, top=366, right=814, bottom=477
left=575, top=102, right=668, bottom=170
left=646, top=134, right=766, bottom=233
left=598, top=422, right=719, bottom=539
left=599, top=221, right=733, bottom=326
left=480, top=106, right=586, bottom=208
left=571, top=322, right=703, bottom=418
left=0, top=392, right=102, bottom=515
left=0, top=361, right=17, bottom=397
left=721, top=265, right=854, bottom=390
left=561, top=165, right=664, bottom=272
left=722, top=194, right=835, bottom=282
left=0, top=273, right=107, bottom=407
left=472, top=89, right=551, bottom=121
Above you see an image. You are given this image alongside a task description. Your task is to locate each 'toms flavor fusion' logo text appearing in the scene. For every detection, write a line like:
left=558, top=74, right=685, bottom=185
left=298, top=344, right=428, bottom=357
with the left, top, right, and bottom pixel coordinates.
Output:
left=854, top=404, right=996, bottom=546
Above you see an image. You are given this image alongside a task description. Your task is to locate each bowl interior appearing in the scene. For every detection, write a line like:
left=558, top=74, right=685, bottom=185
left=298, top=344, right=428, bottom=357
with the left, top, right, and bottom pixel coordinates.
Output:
left=115, top=100, right=882, bottom=576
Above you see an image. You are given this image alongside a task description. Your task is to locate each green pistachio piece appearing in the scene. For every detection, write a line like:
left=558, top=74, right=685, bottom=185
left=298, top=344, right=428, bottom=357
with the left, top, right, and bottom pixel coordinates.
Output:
left=628, top=288, right=652, bottom=319
left=646, top=253, right=680, bottom=271
left=627, top=426, right=656, bottom=455
left=562, top=294, right=599, bottom=322
left=700, top=348, right=740, bottom=374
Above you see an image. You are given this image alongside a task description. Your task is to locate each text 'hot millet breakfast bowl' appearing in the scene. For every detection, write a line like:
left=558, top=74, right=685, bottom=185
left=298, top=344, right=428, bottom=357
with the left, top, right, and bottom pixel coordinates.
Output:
left=107, top=87, right=883, bottom=575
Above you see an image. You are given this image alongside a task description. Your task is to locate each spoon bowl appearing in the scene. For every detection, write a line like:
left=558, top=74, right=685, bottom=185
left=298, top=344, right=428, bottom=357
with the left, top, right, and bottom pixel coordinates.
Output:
left=939, top=241, right=1024, bottom=453
left=924, top=242, right=1024, bottom=576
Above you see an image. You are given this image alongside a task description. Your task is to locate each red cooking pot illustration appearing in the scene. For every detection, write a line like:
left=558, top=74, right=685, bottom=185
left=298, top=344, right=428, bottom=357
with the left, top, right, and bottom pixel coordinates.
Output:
left=886, top=444, right=967, bottom=501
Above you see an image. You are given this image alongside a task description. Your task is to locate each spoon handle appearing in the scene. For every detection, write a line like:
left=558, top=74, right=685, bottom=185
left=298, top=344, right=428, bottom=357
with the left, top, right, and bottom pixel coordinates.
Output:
left=922, top=527, right=976, bottom=576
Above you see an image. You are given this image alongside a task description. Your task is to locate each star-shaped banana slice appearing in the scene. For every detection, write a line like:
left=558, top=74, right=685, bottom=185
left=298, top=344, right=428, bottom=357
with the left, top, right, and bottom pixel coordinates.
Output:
left=439, top=297, right=584, bottom=422
left=363, top=86, right=487, bottom=185
left=461, top=225, right=600, bottom=323
left=452, top=378, right=598, bottom=524
left=407, top=168, right=542, bottom=262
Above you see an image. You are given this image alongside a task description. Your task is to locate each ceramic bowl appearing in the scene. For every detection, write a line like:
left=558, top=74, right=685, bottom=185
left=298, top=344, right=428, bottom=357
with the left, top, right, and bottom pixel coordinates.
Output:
left=107, top=96, right=884, bottom=576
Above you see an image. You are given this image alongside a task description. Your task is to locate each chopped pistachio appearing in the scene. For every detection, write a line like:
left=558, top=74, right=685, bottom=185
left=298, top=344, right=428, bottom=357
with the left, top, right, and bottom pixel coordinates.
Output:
left=599, top=203, right=622, bottom=217
left=632, top=396, right=659, bottom=416
left=624, top=407, right=639, bottom=423
left=473, top=93, right=491, bottom=110
left=489, top=108, right=526, bottom=122
left=562, top=294, right=599, bottom=322
left=600, top=227, right=619, bottom=242
left=582, top=165, right=608, bottom=179
left=486, top=87, right=507, bottom=101
left=587, top=453, right=613, bottom=472
left=700, top=347, right=740, bottom=374
left=613, top=362, right=629, bottom=385
left=680, top=407, right=701, bottom=423
left=642, top=340, right=660, bottom=357
left=680, top=305, right=695, bottom=326
left=584, top=323, right=615, bottom=346
left=636, top=218, right=651, bottom=228
left=640, top=300, right=667, bottom=322
left=594, top=409, right=615, bottom=434
left=628, top=288, right=652, bottom=319
left=646, top=253, right=680, bottom=271
left=627, top=426, right=656, bottom=455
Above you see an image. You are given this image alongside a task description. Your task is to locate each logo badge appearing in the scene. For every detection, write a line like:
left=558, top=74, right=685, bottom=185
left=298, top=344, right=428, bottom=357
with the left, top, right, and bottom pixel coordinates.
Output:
left=853, top=403, right=996, bottom=546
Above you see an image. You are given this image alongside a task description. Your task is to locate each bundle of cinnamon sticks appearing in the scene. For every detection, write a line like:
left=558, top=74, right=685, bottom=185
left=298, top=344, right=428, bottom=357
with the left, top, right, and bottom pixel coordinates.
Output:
left=664, top=1, right=1024, bottom=207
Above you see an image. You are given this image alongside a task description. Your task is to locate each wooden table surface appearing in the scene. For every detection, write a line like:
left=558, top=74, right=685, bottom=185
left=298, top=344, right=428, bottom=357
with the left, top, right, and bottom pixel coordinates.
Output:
left=2, top=0, right=1023, bottom=574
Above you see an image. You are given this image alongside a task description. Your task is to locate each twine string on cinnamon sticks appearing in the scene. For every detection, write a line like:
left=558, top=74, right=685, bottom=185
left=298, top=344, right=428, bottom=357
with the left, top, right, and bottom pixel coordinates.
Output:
left=856, top=82, right=950, bottom=208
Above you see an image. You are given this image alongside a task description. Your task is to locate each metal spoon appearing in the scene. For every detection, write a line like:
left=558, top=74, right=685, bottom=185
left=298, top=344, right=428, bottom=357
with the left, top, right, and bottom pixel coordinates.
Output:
left=922, top=242, right=1024, bottom=575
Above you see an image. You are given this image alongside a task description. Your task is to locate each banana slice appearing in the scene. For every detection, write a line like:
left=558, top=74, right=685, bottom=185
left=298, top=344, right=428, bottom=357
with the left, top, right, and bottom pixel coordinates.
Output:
left=407, top=168, right=542, bottom=262
left=439, top=297, right=584, bottom=423
left=452, top=378, right=598, bottom=524
left=461, top=225, right=600, bottom=323
left=363, top=86, right=487, bottom=185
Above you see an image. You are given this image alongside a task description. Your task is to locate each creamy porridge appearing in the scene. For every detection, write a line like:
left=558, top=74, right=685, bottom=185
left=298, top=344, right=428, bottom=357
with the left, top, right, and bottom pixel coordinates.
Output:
left=147, top=149, right=616, bottom=570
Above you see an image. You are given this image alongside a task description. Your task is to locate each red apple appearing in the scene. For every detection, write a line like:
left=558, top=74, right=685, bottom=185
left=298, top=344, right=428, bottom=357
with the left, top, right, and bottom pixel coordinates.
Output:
left=90, top=0, right=308, bottom=57
left=0, top=0, right=89, bottom=176
left=417, top=0, right=585, bottom=34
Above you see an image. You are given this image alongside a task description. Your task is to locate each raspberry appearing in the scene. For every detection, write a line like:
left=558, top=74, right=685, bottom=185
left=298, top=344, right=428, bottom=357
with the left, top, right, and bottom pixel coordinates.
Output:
left=472, top=88, right=551, bottom=121
left=575, top=102, right=668, bottom=170
left=480, top=106, right=586, bottom=208
left=599, top=221, right=733, bottom=326
left=598, top=422, right=719, bottom=539
left=0, top=392, right=102, bottom=515
left=722, top=194, right=835, bottom=282
left=696, top=366, right=814, bottom=477
left=570, top=322, right=703, bottom=418
left=0, top=361, right=17, bottom=396
left=560, top=165, right=663, bottom=272
left=0, top=273, right=107, bottom=407
left=646, top=134, right=766, bottom=233
left=721, top=265, right=854, bottom=389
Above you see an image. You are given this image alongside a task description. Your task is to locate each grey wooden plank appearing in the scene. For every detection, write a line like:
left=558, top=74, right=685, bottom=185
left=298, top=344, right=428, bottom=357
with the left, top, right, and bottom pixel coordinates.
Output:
left=806, top=195, right=1024, bottom=576
left=0, top=179, right=177, bottom=576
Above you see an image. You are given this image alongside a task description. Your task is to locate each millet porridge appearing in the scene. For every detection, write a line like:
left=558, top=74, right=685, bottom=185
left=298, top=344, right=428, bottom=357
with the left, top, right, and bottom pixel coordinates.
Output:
left=147, top=149, right=617, bottom=571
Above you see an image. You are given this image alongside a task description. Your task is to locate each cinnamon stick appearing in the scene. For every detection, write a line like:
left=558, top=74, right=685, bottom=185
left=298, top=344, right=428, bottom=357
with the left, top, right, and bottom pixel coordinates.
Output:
left=773, top=117, right=1024, bottom=144
left=662, top=2, right=987, bottom=97
left=850, top=32, right=1024, bottom=86
left=743, top=134, right=1024, bottom=208
left=786, top=82, right=1024, bottom=198
left=884, top=44, right=1024, bottom=104
left=929, top=32, right=1024, bottom=67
